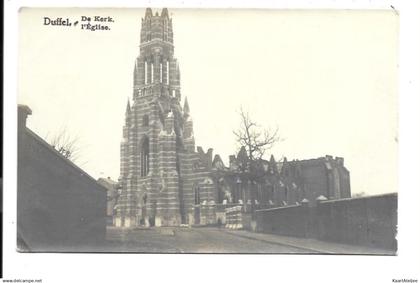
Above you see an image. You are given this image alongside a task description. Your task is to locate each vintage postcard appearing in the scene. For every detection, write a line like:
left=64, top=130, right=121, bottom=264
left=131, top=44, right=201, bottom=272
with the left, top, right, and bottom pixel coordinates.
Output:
left=17, top=7, right=398, bottom=255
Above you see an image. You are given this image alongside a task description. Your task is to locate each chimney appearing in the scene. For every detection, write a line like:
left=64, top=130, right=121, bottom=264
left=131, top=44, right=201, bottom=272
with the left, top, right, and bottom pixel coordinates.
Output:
left=18, top=104, right=32, bottom=129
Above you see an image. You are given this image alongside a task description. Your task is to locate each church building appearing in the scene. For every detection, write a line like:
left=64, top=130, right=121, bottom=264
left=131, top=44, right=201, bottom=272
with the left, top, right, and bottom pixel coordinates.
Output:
left=114, top=8, right=351, bottom=228
left=115, top=8, right=216, bottom=227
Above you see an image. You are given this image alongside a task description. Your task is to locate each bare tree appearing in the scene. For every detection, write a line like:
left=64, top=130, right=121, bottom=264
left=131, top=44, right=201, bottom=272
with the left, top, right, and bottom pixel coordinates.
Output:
left=233, top=107, right=280, bottom=166
left=232, top=107, right=282, bottom=209
left=46, top=127, right=83, bottom=163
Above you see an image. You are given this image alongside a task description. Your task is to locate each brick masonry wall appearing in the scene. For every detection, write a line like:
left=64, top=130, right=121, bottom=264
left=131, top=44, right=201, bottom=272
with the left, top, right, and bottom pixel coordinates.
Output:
left=117, top=37, right=216, bottom=226
left=281, top=157, right=351, bottom=205
left=116, top=9, right=216, bottom=227
left=255, top=193, right=397, bottom=250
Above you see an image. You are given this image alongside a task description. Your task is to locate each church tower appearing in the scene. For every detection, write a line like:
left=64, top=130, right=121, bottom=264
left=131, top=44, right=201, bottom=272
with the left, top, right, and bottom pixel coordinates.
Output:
left=115, top=8, right=198, bottom=227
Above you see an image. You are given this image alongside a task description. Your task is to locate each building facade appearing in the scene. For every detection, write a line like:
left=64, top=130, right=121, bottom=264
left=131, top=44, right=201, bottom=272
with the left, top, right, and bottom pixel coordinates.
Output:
left=115, top=8, right=216, bottom=227
left=115, top=8, right=351, bottom=228
left=211, top=150, right=351, bottom=210
left=17, top=105, right=107, bottom=251
left=279, top=156, right=351, bottom=204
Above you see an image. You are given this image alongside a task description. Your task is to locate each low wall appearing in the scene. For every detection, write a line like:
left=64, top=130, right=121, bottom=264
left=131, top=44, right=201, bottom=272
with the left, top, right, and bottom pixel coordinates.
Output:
left=225, top=206, right=243, bottom=229
left=222, top=203, right=276, bottom=230
left=214, top=203, right=243, bottom=225
left=255, top=193, right=397, bottom=250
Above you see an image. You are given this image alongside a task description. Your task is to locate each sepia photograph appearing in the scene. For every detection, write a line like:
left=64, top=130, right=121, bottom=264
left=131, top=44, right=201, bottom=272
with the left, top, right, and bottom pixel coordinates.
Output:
left=16, top=7, right=398, bottom=255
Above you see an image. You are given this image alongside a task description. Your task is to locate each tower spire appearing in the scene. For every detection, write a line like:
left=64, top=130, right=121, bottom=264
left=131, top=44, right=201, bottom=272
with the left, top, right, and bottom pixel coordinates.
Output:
left=126, top=98, right=131, bottom=113
left=145, top=7, right=153, bottom=18
left=140, top=7, right=174, bottom=45
left=161, top=8, right=169, bottom=18
left=183, top=97, right=190, bottom=116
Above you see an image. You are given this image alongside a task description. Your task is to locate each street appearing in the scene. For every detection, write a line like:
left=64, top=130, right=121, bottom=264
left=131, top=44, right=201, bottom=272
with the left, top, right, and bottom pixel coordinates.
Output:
left=101, top=227, right=317, bottom=254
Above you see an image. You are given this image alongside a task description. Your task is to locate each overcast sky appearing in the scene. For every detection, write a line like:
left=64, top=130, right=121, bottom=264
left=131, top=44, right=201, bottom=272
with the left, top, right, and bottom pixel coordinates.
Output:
left=18, top=8, right=398, bottom=195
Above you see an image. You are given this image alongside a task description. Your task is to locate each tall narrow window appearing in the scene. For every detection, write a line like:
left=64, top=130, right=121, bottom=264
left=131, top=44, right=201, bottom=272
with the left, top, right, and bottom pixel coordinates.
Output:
left=144, top=62, right=148, bottom=85
left=172, top=90, right=176, bottom=97
left=140, top=137, right=150, bottom=177
left=163, top=20, right=168, bottom=41
left=151, top=63, right=154, bottom=83
left=166, top=61, right=170, bottom=84
left=194, top=185, right=200, bottom=205
left=160, top=63, right=163, bottom=83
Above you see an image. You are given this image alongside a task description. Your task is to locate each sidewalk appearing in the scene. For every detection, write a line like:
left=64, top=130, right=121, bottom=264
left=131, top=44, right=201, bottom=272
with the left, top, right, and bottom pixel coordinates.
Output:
left=222, top=229, right=396, bottom=255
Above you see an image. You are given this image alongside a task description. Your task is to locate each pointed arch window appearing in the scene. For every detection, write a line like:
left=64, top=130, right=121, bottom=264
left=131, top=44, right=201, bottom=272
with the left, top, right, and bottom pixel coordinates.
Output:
left=163, top=20, right=168, bottom=41
left=140, top=137, right=150, bottom=177
left=194, top=184, right=200, bottom=205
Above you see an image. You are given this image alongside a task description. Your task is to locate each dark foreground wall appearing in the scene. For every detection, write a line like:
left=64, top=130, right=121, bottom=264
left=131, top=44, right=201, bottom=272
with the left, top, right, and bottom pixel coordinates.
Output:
left=255, top=193, right=397, bottom=251
left=17, top=105, right=107, bottom=251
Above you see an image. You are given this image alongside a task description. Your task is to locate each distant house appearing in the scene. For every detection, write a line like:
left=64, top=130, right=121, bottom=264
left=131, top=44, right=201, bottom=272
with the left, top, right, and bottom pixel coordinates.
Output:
left=97, top=177, right=120, bottom=225
left=17, top=105, right=107, bottom=251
